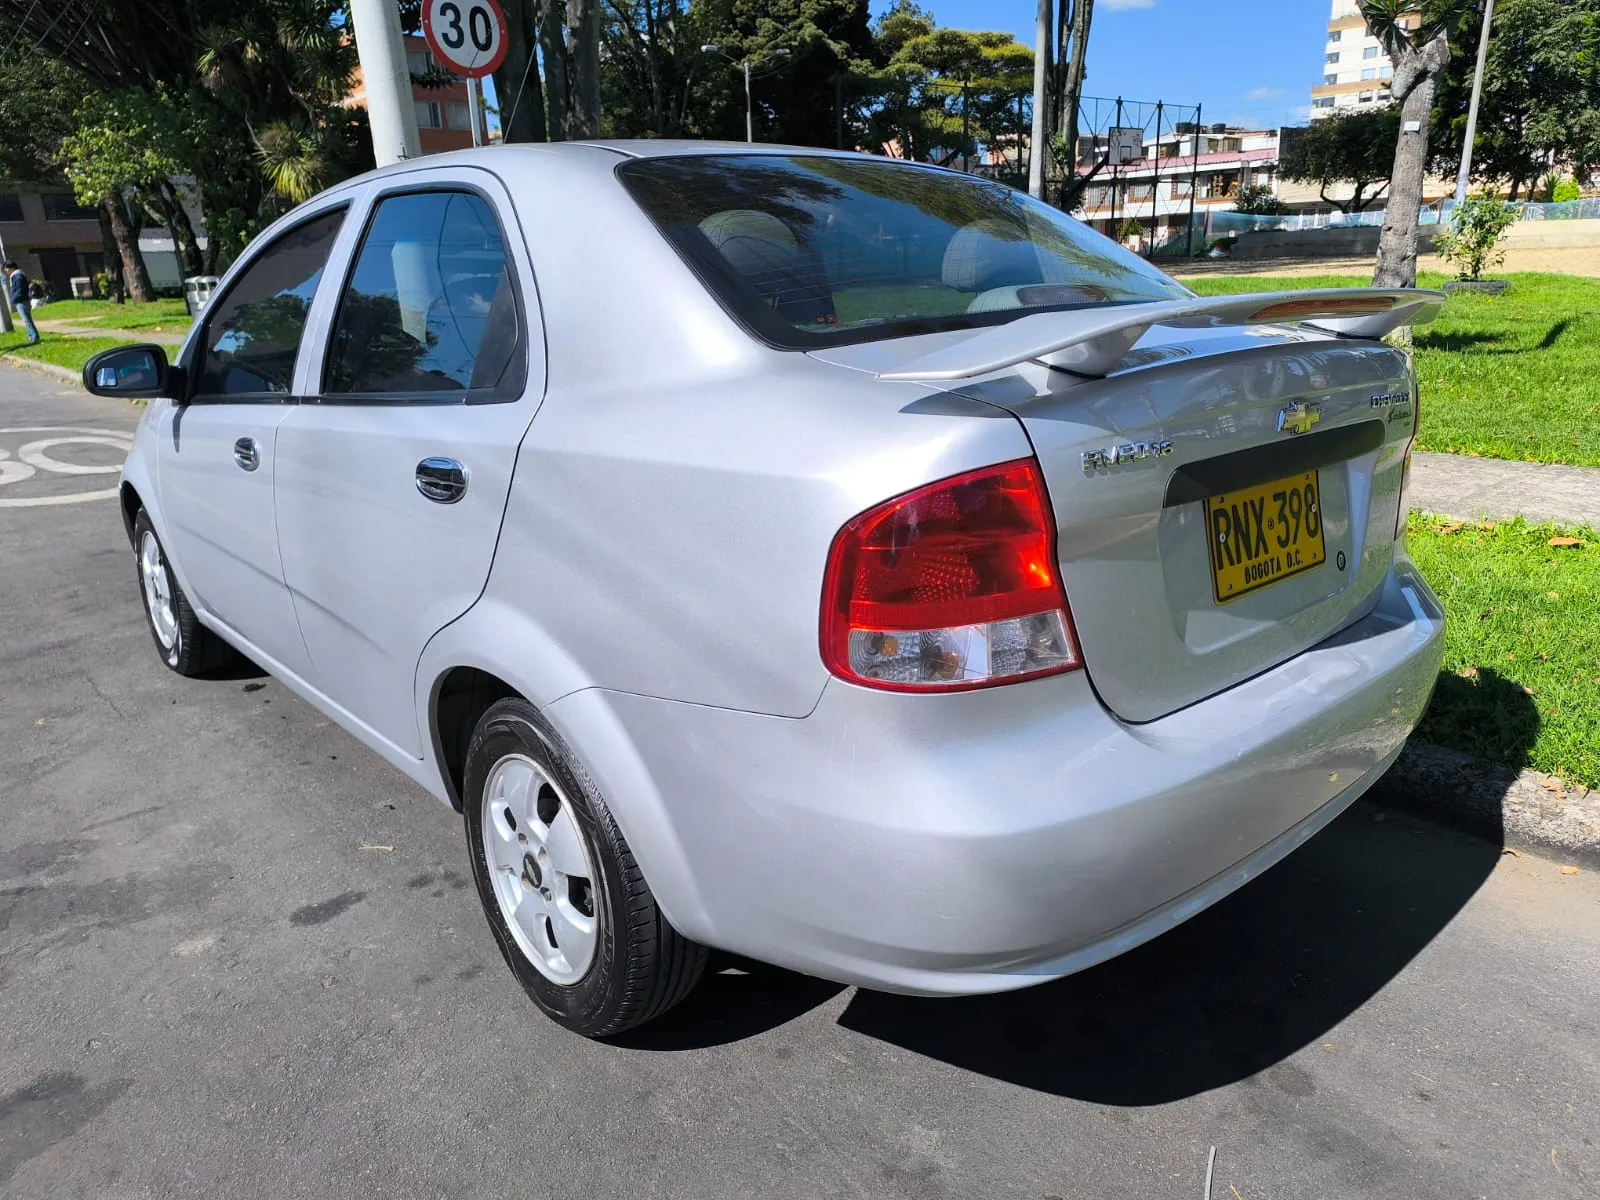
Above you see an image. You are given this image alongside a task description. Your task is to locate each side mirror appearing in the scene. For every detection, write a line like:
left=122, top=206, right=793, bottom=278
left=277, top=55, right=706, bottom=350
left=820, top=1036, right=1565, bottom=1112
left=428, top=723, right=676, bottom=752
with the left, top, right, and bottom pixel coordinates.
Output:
left=82, top=344, right=182, bottom=401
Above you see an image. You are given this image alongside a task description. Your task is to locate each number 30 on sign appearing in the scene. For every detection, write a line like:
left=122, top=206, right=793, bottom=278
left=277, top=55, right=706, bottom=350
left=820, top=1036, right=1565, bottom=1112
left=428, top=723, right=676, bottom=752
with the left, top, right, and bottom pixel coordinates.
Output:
left=422, top=0, right=509, bottom=78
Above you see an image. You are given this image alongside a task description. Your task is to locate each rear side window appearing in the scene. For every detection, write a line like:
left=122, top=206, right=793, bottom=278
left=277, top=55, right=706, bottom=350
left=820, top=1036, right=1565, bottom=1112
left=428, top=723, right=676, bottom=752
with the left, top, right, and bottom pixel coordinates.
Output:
left=195, top=208, right=346, bottom=398
left=618, top=154, right=1188, bottom=349
left=324, top=190, right=520, bottom=398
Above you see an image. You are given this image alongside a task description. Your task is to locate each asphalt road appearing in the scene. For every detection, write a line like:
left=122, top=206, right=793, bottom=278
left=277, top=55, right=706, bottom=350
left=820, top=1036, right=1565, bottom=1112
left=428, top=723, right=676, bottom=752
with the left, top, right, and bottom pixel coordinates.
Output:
left=2, top=363, right=1597, bottom=1200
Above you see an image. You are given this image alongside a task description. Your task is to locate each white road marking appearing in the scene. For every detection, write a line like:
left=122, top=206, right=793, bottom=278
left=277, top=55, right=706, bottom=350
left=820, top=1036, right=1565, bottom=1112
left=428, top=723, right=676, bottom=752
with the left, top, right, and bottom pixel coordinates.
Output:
left=0, top=425, right=134, bottom=508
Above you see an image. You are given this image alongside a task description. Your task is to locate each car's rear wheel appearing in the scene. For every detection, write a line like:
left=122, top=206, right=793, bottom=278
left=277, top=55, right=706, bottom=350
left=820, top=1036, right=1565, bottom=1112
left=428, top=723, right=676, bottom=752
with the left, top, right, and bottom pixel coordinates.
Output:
left=463, top=698, right=707, bottom=1036
left=132, top=510, right=233, bottom=677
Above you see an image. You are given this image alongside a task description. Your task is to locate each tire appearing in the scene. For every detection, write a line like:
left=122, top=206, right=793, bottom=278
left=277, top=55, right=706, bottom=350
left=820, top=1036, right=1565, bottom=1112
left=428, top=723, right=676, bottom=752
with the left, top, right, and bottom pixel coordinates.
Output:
left=132, top=510, right=234, bottom=677
left=463, top=698, right=707, bottom=1037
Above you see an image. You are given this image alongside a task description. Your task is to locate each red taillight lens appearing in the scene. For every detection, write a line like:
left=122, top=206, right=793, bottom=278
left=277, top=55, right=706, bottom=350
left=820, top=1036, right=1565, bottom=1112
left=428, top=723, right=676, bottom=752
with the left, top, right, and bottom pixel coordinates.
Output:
left=821, top=458, right=1083, bottom=692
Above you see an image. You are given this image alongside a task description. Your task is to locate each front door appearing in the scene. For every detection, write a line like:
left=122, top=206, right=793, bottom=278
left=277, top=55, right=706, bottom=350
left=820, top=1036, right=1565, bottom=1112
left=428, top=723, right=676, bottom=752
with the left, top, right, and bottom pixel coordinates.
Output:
left=157, top=207, right=348, bottom=680
left=273, top=175, right=543, bottom=758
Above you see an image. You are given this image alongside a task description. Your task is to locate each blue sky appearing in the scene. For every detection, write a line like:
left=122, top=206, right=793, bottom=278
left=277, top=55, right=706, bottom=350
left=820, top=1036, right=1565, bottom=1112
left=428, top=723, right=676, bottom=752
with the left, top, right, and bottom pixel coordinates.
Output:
left=876, top=0, right=1330, bottom=128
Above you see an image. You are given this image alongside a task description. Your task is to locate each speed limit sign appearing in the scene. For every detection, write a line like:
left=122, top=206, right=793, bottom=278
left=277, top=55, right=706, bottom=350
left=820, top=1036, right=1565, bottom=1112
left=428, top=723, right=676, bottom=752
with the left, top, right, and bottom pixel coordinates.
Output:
left=422, top=0, right=509, bottom=79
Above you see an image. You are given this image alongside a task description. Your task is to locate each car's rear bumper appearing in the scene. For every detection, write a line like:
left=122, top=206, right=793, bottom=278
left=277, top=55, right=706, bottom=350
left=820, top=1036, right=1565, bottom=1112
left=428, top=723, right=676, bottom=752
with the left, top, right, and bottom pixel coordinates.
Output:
left=547, top=556, right=1444, bottom=995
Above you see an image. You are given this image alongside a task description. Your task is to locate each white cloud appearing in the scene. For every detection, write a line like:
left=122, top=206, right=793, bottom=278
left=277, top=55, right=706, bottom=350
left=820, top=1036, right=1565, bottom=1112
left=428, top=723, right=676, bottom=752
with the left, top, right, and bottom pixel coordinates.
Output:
left=1246, top=87, right=1285, bottom=101
left=1101, top=0, right=1155, bottom=10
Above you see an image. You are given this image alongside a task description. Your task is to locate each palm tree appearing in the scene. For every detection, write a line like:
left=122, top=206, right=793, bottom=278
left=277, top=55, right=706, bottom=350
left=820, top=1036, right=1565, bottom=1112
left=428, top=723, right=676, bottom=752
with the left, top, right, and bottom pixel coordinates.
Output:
left=1361, top=0, right=1457, bottom=288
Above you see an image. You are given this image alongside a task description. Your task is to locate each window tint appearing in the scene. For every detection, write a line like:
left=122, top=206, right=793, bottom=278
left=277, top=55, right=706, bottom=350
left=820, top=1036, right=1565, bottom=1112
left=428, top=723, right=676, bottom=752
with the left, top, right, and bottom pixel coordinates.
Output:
left=195, top=209, right=345, bottom=397
left=324, top=191, right=519, bottom=396
left=619, top=155, right=1187, bottom=350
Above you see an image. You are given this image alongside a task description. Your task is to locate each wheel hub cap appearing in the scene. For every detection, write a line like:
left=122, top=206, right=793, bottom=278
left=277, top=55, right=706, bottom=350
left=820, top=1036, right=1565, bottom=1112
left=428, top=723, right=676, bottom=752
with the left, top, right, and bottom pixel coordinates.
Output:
left=481, top=754, right=598, bottom=985
left=139, top=531, right=178, bottom=651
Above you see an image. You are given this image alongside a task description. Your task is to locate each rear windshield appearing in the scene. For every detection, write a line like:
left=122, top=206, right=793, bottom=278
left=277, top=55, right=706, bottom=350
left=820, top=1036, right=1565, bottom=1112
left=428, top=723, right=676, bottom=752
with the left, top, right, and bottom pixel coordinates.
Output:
left=617, top=153, right=1188, bottom=349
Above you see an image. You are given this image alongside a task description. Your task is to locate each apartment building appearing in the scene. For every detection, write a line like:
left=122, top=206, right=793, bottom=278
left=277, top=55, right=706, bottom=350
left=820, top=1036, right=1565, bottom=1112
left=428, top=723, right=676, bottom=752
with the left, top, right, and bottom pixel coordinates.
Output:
left=347, top=34, right=483, bottom=153
left=0, top=187, right=105, bottom=299
left=1074, top=125, right=1280, bottom=244
left=1311, top=0, right=1401, bottom=119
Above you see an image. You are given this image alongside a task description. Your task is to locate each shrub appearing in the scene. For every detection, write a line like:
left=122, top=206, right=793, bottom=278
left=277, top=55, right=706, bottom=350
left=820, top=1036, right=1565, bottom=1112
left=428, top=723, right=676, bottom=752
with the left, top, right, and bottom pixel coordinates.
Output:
left=1118, top=217, right=1145, bottom=241
left=1553, top=178, right=1581, bottom=203
left=1433, top=196, right=1518, bottom=281
left=1234, top=185, right=1290, bottom=215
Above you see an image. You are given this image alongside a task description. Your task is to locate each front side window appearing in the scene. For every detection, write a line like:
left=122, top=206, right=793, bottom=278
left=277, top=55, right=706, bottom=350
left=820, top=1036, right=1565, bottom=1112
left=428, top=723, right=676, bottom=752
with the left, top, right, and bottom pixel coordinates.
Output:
left=620, top=154, right=1187, bottom=350
left=324, top=190, right=519, bottom=397
left=195, top=209, right=346, bottom=397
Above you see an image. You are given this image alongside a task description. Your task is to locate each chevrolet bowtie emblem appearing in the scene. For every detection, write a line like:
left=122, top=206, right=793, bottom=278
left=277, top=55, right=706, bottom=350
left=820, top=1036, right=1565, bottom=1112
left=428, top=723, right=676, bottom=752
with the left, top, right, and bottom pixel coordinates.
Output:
left=1278, top=401, right=1322, bottom=437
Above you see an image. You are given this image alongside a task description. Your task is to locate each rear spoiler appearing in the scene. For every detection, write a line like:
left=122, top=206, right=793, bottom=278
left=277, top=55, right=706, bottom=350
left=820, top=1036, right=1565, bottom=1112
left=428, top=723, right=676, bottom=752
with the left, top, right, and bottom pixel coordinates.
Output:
left=875, top=288, right=1445, bottom=383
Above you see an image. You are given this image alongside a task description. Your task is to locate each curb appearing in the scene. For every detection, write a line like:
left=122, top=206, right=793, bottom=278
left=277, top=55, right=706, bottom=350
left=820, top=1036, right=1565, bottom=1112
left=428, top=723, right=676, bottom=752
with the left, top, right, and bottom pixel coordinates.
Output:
left=1369, top=741, right=1600, bottom=867
left=0, top=354, right=82, bottom=386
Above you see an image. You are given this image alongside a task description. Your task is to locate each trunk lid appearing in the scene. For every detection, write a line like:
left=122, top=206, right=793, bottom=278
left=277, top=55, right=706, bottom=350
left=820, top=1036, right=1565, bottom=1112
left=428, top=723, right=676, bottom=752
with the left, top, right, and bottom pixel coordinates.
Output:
left=812, top=296, right=1430, bottom=722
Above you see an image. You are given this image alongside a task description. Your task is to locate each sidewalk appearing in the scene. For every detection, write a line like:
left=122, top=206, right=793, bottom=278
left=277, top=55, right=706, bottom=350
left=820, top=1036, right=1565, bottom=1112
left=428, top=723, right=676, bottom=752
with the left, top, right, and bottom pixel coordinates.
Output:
left=34, top=319, right=186, bottom=346
left=1410, top=450, right=1600, bottom=528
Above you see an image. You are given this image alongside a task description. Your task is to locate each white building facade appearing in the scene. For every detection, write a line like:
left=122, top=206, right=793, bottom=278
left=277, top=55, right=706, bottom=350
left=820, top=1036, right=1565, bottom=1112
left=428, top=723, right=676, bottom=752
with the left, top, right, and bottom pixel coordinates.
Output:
left=1310, top=0, right=1397, bottom=119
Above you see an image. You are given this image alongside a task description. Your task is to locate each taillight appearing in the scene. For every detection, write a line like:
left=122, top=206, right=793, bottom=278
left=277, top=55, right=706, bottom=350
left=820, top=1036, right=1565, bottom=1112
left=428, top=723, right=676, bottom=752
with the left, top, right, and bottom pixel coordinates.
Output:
left=821, top=458, right=1082, bottom=692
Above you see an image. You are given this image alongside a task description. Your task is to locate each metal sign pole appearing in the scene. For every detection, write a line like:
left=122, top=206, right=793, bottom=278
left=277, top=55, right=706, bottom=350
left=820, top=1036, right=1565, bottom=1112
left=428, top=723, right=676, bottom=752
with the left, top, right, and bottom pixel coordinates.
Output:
left=0, top=231, right=14, bottom=333
left=468, top=76, right=484, bottom=146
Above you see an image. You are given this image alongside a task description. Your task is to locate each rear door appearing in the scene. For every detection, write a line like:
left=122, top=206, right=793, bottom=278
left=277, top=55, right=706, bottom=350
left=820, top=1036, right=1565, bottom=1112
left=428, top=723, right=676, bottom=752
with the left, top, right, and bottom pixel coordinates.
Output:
left=157, top=205, right=348, bottom=680
left=273, top=169, right=544, bottom=758
left=972, top=325, right=1415, bottom=722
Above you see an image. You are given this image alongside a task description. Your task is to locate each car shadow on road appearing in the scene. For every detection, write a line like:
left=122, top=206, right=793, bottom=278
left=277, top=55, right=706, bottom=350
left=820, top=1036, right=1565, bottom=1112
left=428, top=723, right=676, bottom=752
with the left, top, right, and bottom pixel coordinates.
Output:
left=835, top=796, right=1504, bottom=1104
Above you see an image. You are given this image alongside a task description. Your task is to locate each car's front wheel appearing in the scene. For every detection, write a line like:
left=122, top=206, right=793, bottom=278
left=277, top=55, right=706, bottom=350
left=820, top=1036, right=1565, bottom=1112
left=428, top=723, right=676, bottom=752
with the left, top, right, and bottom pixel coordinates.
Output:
left=131, top=510, right=234, bottom=677
left=463, top=698, right=707, bottom=1036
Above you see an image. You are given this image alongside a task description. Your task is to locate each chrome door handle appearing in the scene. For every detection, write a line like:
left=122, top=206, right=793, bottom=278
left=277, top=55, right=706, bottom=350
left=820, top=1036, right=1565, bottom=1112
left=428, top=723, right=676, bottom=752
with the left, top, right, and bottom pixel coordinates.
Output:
left=233, top=437, right=260, bottom=472
left=416, top=457, right=467, bottom=504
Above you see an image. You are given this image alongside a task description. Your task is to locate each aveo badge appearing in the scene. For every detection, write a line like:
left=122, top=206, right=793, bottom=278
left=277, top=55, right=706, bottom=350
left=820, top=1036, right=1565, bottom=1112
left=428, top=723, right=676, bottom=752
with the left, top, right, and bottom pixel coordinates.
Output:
left=1081, top=439, right=1173, bottom=473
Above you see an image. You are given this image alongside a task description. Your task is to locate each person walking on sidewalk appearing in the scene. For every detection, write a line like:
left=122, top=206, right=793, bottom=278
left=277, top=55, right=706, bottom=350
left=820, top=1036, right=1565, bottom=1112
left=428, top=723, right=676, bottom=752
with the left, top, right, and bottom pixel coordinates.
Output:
left=5, top=261, right=41, bottom=345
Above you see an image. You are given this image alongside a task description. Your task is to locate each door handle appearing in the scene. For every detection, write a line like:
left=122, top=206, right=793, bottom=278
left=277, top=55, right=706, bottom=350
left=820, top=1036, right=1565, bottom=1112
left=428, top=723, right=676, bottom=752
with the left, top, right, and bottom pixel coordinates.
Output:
left=233, top=437, right=260, bottom=472
left=416, top=457, right=468, bottom=504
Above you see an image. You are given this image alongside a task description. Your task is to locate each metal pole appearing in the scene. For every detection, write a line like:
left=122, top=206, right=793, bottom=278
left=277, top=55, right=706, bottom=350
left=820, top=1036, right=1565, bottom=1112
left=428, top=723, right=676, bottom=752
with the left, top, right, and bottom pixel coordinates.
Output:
left=1188, top=103, right=1200, bottom=255
left=836, top=75, right=844, bottom=149
left=1028, top=0, right=1050, bottom=198
left=467, top=77, right=484, bottom=147
left=1150, top=101, right=1162, bottom=239
left=745, top=60, right=753, bottom=143
left=350, top=0, right=421, bottom=165
left=1454, top=0, right=1495, bottom=204
left=1111, top=97, right=1123, bottom=237
left=962, top=82, right=971, bottom=173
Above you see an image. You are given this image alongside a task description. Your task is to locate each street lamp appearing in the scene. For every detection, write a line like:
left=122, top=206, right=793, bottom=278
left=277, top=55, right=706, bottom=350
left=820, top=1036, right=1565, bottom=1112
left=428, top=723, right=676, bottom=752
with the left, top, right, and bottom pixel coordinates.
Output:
left=702, top=45, right=791, bottom=143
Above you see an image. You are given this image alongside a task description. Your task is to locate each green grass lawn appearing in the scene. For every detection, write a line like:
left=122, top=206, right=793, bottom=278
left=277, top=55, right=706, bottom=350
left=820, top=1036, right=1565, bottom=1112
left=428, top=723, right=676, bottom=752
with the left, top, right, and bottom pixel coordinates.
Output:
left=0, top=330, right=128, bottom=375
left=33, top=297, right=191, bottom=326
left=1408, top=515, right=1600, bottom=789
left=1182, top=272, right=1600, bottom=468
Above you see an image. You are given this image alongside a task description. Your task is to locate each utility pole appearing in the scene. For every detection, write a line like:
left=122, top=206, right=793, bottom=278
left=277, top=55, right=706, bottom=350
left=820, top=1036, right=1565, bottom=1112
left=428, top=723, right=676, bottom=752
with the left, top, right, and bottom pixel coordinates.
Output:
left=1028, top=0, right=1051, bottom=198
left=1454, top=0, right=1495, bottom=205
left=350, top=0, right=422, bottom=166
left=745, top=60, right=754, bottom=143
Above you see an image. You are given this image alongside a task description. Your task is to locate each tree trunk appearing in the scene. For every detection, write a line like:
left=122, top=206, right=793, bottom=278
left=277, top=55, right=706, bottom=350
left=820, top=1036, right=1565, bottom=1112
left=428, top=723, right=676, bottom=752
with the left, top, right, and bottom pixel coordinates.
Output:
left=1373, top=35, right=1449, bottom=289
left=1055, top=0, right=1093, bottom=161
left=494, top=0, right=548, bottom=142
left=103, top=193, right=153, bottom=303
left=97, top=204, right=126, bottom=303
left=537, top=0, right=571, bottom=139
left=154, top=181, right=205, bottom=277
left=564, top=0, right=602, bottom=137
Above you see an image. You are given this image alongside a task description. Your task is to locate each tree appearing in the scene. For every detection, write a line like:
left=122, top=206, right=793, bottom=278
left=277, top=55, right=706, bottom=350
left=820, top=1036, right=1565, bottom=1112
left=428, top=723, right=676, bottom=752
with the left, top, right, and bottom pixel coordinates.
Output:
left=1428, top=0, right=1600, bottom=199
left=0, top=59, right=81, bottom=182
left=864, top=4, right=1033, bottom=167
left=1432, top=195, right=1517, bottom=279
left=601, top=0, right=711, bottom=139
left=695, top=0, right=876, bottom=148
left=539, top=0, right=603, bottom=138
left=1234, top=185, right=1290, bottom=216
left=1278, top=108, right=1399, bottom=213
left=492, top=0, right=549, bottom=141
left=1048, top=0, right=1093, bottom=207
left=1362, top=0, right=1457, bottom=289
left=59, top=93, right=186, bottom=302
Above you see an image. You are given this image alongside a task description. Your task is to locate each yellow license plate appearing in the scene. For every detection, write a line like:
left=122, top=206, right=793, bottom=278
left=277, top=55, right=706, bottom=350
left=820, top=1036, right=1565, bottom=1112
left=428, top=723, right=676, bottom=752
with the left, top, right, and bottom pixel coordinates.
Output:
left=1204, top=470, right=1326, bottom=604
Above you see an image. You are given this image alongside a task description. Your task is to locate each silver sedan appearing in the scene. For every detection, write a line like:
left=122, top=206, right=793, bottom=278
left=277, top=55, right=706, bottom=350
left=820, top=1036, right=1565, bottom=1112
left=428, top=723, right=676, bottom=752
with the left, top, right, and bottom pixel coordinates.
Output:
left=86, top=142, right=1446, bottom=1036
